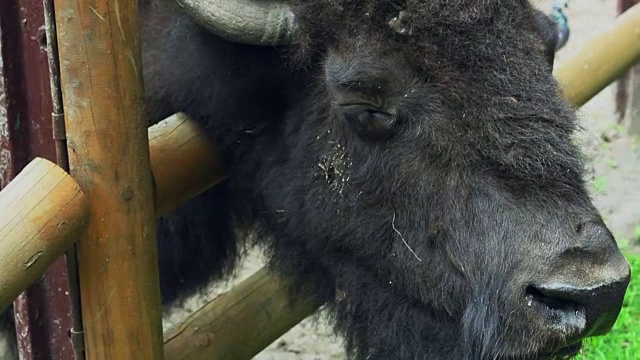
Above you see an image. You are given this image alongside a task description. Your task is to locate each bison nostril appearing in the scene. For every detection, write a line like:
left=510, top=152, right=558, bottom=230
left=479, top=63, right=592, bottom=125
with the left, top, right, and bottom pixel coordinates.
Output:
left=526, top=285, right=582, bottom=311
left=525, top=285, right=587, bottom=335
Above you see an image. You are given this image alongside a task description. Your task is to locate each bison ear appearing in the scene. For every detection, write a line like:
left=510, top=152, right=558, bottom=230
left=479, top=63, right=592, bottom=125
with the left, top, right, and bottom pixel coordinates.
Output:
left=533, top=9, right=559, bottom=68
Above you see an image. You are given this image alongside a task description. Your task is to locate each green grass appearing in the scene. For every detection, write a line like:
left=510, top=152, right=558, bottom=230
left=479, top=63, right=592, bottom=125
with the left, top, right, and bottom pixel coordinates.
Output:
left=575, top=252, right=640, bottom=359
left=590, top=176, right=609, bottom=194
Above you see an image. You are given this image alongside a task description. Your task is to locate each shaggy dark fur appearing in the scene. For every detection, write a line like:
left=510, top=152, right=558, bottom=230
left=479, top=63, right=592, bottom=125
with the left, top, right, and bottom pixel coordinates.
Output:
left=137, top=0, right=630, bottom=359
left=534, top=9, right=561, bottom=67
left=0, top=1, right=623, bottom=359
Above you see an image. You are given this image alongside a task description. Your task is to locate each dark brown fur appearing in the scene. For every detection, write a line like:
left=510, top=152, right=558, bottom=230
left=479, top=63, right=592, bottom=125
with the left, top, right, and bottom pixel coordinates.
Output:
left=41, top=1, right=622, bottom=359
left=141, top=1, right=617, bottom=359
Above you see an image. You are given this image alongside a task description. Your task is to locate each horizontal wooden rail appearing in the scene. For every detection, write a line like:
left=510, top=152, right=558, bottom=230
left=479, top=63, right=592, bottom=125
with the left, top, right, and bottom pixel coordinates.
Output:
left=164, top=268, right=322, bottom=360
left=0, top=113, right=226, bottom=317
left=556, top=2, right=640, bottom=107
left=149, top=112, right=228, bottom=216
left=0, top=158, right=88, bottom=313
left=1, top=5, right=637, bottom=354
left=159, top=6, right=640, bottom=359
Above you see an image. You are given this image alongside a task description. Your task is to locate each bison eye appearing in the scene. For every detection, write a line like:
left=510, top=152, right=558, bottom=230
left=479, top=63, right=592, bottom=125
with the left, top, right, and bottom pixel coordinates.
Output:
left=340, top=104, right=397, bottom=141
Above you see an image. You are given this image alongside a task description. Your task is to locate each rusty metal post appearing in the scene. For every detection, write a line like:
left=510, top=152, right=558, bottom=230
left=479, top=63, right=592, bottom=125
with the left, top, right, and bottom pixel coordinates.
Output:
left=0, top=0, right=78, bottom=358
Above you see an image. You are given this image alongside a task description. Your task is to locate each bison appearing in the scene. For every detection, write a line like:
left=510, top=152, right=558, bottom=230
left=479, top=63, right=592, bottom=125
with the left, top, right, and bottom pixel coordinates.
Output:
left=0, top=0, right=631, bottom=359
left=146, top=0, right=631, bottom=358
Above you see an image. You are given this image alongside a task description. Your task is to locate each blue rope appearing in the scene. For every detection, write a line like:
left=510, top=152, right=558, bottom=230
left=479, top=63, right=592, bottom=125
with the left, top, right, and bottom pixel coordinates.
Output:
left=551, top=0, right=570, bottom=51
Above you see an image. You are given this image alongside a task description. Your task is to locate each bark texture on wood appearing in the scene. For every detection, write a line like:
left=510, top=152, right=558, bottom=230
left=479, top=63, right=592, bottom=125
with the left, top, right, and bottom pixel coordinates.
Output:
left=53, top=0, right=164, bottom=358
left=163, top=268, right=322, bottom=360
left=0, top=158, right=88, bottom=314
left=149, top=112, right=228, bottom=217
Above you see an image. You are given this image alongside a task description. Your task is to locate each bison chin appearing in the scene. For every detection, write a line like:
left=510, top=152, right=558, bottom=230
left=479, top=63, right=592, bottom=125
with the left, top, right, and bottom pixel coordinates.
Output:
left=319, top=266, right=586, bottom=360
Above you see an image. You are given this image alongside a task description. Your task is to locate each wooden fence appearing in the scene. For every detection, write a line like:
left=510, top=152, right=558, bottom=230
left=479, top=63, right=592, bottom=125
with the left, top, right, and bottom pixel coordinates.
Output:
left=0, top=1, right=638, bottom=359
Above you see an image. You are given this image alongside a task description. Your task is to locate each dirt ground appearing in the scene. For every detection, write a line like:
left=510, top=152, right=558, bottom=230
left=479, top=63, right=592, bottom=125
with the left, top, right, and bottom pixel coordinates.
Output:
left=162, top=1, right=640, bottom=359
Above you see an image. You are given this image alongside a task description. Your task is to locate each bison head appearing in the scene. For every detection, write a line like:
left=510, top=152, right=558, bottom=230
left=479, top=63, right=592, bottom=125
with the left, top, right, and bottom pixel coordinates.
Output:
left=173, top=0, right=631, bottom=358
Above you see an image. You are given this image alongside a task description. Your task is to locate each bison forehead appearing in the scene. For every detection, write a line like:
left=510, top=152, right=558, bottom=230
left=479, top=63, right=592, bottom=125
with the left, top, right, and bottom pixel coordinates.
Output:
left=295, top=0, right=518, bottom=24
left=293, top=0, right=535, bottom=42
left=293, top=0, right=584, bottom=193
left=292, top=0, right=548, bottom=83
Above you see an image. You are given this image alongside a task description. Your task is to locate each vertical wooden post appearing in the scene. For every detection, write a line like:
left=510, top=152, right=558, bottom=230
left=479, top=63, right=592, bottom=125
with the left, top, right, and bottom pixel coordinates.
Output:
left=616, top=0, right=640, bottom=134
left=52, top=0, right=165, bottom=358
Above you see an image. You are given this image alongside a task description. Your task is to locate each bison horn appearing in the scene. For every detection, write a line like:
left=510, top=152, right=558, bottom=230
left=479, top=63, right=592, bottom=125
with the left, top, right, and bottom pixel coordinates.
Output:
left=174, top=0, right=299, bottom=46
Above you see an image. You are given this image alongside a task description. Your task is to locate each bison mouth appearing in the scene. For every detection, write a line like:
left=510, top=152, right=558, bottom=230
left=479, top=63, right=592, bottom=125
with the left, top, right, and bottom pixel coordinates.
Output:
left=524, top=284, right=588, bottom=343
left=490, top=286, right=587, bottom=360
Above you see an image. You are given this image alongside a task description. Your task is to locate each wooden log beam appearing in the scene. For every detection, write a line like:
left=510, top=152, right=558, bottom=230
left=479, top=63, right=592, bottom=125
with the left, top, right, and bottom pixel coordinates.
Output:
left=163, top=268, right=322, bottom=360
left=149, top=112, right=228, bottom=217
left=3, top=20, right=638, bottom=353
left=0, top=113, right=226, bottom=321
left=555, top=2, right=640, bottom=107
left=1, top=1, right=634, bottom=355
left=1, top=4, right=637, bottom=352
left=0, top=158, right=88, bottom=314
left=53, top=0, right=164, bottom=358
